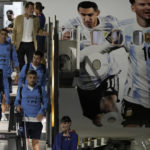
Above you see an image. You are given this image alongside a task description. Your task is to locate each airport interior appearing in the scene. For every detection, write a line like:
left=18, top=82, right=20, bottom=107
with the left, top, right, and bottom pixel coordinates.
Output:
left=0, top=0, right=150, bottom=150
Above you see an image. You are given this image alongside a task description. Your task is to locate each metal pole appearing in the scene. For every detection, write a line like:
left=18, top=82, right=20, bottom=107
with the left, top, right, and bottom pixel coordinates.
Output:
left=51, top=17, right=55, bottom=145
left=76, top=26, right=80, bottom=71
left=46, top=17, right=52, bottom=147
left=53, top=16, right=59, bottom=141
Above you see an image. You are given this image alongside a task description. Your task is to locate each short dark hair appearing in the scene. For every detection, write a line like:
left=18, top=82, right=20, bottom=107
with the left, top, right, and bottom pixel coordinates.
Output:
left=6, top=10, right=13, bottom=15
left=34, top=51, right=43, bottom=58
left=129, top=0, right=135, bottom=5
left=77, top=1, right=98, bottom=11
left=60, top=116, right=72, bottom=123
left=27, top=70, right=37, bottom=76
left=0, top=28, right=8, bottom=34
left=35, top=2, right=45, bottom=12
left=25, top=1, right=34, bottom=8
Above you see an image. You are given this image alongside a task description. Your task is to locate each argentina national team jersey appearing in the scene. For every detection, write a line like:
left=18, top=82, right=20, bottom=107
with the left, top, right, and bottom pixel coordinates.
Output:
left=64, top=15, right=120, bottom=90
left=121, top=19, right=150, bottom=108
left=78, top=48, right=120, bottom=90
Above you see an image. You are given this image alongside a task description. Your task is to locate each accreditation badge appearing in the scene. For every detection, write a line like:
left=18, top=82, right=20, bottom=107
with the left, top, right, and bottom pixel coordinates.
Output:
left=145, top=33, right=150, bottom=43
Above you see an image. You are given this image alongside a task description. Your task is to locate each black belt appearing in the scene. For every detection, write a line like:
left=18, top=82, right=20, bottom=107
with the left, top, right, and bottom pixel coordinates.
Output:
left=21, top=42, right=33, bottom=44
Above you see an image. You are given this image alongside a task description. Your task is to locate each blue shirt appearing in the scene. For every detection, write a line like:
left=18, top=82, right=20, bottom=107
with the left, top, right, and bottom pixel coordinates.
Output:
left=52, top=131, right=78, bottom=150
left=0, top=42, right=19, bottom=75
left=14, top=84, right=48, bottom=117
left=18, top=63, right=47, bottom=88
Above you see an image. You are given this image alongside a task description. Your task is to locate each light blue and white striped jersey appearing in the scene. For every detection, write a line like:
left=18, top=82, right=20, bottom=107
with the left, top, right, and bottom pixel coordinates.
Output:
left=78, top=49, right=120, bottom=90
left=64, top=15, right=119, bottom=46
left=121, top=18, right=150, bottom=108
left=64, top=15, right=121, bottom=90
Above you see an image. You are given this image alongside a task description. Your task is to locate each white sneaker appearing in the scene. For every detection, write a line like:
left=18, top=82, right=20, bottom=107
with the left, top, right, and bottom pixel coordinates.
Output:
left=1, top=114, right=7, bottom=121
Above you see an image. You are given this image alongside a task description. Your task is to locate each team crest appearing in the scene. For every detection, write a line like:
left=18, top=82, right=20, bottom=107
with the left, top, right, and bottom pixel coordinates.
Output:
left=125, top=108, right=133, bottom=117
left=92, top=59, right=101, bottom=70
left=103, top=31, right=109, bottom=38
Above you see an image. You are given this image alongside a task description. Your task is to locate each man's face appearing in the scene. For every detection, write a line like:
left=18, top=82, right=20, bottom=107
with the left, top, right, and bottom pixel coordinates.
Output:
left=78, top=7, right=100, bottom=28
left=60, top=122, right=71, bottom=132
left=27, top=74, right=37, bottom=86
left=7, top=14, right=13, bottom=21
left=32, top=54, right=42, bottom=66
left=0, top=31, right=8, bottom=43
left=25, top=4, right=34, bottom=16
left=132, top=0, right=150, bottom=21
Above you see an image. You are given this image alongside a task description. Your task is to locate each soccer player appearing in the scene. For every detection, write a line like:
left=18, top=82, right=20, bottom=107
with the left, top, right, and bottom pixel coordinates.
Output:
left=0, top=28, right=19, bottom=120
left=63, top=1, right=119, bottom=49
left=62, top=1, right=124, bottom=126
left=18, top=51, right=47, bottom=88
left=120, top=0, right=150, bottom=127
left=15, top=70, right=48, bottom=150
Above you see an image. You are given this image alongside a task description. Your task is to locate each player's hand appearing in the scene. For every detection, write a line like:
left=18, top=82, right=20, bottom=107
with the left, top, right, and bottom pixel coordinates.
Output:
left=14, top=73, right=19, bottom=84
left=5, top=104, right=10, bottom=111
left=16, top=105, right=21, bottom=112
left=42, top=31, right=49, bottom=36
left=37, top=114, right=43, bottom=121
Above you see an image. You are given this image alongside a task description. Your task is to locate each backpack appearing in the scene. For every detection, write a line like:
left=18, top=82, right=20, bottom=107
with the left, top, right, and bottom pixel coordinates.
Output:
left=18, top=85, right=43, bottom=105
left=22, top=63, right=46, bottom=84
left=9, top=43, right=13, bottom=61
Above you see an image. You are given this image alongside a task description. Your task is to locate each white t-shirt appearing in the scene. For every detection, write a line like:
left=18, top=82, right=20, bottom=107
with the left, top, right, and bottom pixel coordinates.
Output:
left=22, top=17, right=33, bottom=42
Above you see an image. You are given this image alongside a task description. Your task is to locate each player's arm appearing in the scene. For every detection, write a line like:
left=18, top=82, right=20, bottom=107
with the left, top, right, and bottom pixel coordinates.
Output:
left=18, top=65, right=26, bottom=87
left=14, top=87, right=22, bottom=112
left=38, top=88, right=48, bottom=115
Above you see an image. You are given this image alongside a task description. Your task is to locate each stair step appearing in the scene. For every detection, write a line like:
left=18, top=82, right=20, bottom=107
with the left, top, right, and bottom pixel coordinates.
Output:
left=0, top=140, right=8, bottom=150
left=0, top=121, right=9, bottom=131
left=0, top=140, right=47, bottom=150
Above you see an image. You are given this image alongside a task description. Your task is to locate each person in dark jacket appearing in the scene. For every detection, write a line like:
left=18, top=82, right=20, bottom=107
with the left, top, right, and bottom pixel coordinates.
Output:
left=34, top=2, right=46, bottom=53
left=52, top=116, right=78, bottom=150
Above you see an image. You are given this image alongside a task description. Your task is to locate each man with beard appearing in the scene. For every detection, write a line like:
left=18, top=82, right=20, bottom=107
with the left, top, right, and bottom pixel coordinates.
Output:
left=63, top=1, right=123, bottom=126
left=120, top=0, right=150, bottom=127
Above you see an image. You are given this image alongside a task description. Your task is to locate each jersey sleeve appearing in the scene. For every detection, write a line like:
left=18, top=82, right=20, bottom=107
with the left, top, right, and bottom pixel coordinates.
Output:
left=14, top=87, right=21, bottom=107
left=12, top=44, right=19, bottom=67
left=38, top=87, right=48, bottom=115
left=18, top=64, right=27, bottom=88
